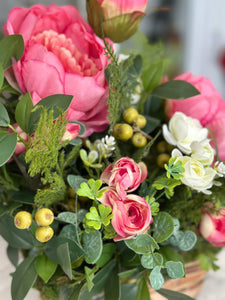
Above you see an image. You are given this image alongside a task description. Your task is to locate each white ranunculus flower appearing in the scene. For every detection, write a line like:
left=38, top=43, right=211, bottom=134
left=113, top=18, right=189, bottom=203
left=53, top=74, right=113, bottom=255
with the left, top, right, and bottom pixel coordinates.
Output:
left=214, top=161, right=225, bottom=177
left=190, top=140, right=215, bottom=166
left=163, top=112, right=208, bottom=154
left=172, top=149, right=217, bottom=194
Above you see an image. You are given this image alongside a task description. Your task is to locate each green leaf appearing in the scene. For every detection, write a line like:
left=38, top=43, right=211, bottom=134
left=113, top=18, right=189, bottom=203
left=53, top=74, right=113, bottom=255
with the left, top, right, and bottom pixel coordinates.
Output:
left=85, top=204, right=112, bottom=230
left=166, top=261, right=185, bottom=279
left=105, top=265, right=120, bottom=300
left=142, top=61, right=164, bottom=93
left=135, top=277, right=150, bottom=300
left=152, top=177, right=181, bottom=198
left=45, top=236, right=83, bottom=264
left=0, top=34, right=24, bottom=69
left=142, top=115, right=160, bottom=134
left=168, top=230, right=184, bottom=247
left=79, top=260, right=116, bottom=300
left=0, top=202, right=21, bottom=217
left=121, top=283, right=138, bottom=300
left=125, top=234, right=159, bottom=255
left=178, top=231, right=197, bottom=251
left=0, top=64, right=4, bottom=89
left=0, top=214, right=34, bottom=249
left=67, top=174, right=88, bottom=192
left=28, top=94, right=73, bottom=135
left=12, top=190, right=35, bottom=205
left=35, top=255, right=57, bottom=283
left=15, top=93, right=34, bottom=133
left=151, top=80, right=200, bottom=100
left=85, top=266, right=95, bottom=292
left=96, top=243, right=117, bottom=268
left=57, top=243, right=72, bottom=280
left=159, top=247, right=184, bottom=264
left=7, top=245, right=19, bottom=267
left=150, top=266, right=164, bottom=290
left=141, top=253, right=163, bottom=269
left=156, top=288, right=195, bottom=300
left=83, top=231, right=103, bottom=264
left=153, top=212, right=174, bottom=243
left=55, top=212, right=77, bottom=224
left=11, top=256, right=37, bottom=300
left=165, top=157, right=184, bottom=180
left=0, top=131, right=17, bottom=166
left=118, top=268, right=138, bottom=279
left=77, top=179, right=103, bottom=200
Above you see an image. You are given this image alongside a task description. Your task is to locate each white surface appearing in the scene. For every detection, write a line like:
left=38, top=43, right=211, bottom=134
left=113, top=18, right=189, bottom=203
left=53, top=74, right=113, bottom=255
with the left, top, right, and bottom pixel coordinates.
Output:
left=1, top=235, right=225, bottom=299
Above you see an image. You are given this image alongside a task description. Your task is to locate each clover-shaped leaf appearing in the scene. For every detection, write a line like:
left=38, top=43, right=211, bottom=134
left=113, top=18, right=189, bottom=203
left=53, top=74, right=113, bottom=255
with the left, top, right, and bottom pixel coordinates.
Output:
left=165, top=157, right=185, bottom=180
left=153, top=177, right=181, bottom=199
left=85, top=204, right=113, bottom=230
left=77, top=179, right=103, bottom=200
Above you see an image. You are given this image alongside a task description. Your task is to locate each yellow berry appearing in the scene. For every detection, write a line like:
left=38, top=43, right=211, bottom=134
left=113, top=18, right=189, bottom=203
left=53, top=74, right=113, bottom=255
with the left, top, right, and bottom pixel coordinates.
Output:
left=134, top=115, right=147, bottom=129
left=157, top=153, right=170, bottom=168
left=156, top=141, right=168, bottom=154
left=35, top=226, right=54, bottom=243
left=123, top=107, right=139, bottom=124
left=113, top=123, right=133, bottom=141
left=132, top=133, right=147, bottom=148
left=35, top=208, right=54, bottom=226
left=14, top=211, right=32, bottom=229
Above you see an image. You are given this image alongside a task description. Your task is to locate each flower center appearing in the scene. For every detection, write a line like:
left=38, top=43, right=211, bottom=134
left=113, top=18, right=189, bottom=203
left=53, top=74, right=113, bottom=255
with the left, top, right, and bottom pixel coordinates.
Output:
left=31, top=30, right=98, bottom=76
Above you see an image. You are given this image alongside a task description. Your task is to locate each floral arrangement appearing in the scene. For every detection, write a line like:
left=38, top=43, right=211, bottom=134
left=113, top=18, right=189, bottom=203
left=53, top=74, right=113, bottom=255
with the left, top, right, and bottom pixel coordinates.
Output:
left=0, top=1, right=225, bottom=300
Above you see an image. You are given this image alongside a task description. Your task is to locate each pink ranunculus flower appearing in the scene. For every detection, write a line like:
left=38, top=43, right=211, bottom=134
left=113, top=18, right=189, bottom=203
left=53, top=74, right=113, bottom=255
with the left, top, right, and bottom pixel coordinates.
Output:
left=86, top=0, right=148, bottom=43
left=100, top=157, right=147, bottom=199
left=61, top=123, right=80, bottom=142
left=199, top=209, right=225, bottom=247
left=8, top=124, right=29, bottom=162
left=100, top=187, right=152, bottom=241
left=4, top=4, right=111, bottom=136
left=165, top=72, right=224, bottom=127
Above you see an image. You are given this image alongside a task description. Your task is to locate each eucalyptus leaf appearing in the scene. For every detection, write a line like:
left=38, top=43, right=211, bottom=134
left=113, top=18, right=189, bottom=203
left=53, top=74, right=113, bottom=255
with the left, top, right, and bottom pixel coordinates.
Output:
left=83, top=231, right=102, bottom=264
left=0, top=131, right=17, bottom=166
left=67, top=174, right=88, bottom=192
left=0, top=34, right=24, bottom=69
left=141, top=253, right=163, bottom=269
left=153, top=212, right=174, bottom=243
left=166, top=261, right=185, bottom=279
left=125, top=234, right=159, bottom=254
left=150, top=266, right=164, bottom=290
left=11, top=256, right=37, bottom=300
left=178, top=231, right=197, bottom=251
left=55, top=212, right=77, bottom=224
left=151, top=80, right=200, bottom=99
left=15, top=93, right=34, bottom=133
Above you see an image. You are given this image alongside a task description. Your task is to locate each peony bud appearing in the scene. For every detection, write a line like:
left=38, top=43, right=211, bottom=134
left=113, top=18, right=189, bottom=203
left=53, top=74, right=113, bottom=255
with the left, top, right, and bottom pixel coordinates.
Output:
left=86, top=0, right=148, bottom=43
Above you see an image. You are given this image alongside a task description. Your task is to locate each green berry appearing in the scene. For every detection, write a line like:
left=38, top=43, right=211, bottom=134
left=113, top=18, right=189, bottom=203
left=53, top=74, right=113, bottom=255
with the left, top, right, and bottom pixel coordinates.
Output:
left=123, top=107, right=139, bottom=124
left=113, top=123, right=133, bottom=141
left=132, top=133, right=147, bottom=148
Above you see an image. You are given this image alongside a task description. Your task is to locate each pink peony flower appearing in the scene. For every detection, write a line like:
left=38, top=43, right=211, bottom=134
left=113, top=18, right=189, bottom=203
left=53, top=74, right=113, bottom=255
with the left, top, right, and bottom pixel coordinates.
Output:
left=4, top=4, right=111, bottom=136
left=100, top=157, right=147, bottom=199
left=199, top=209, right=225, bottom=247
left=166, top=72, right=224, bottom=126
left=86, top=0, right=148, bottom=43
left=100, top=187, right=152, bottom=241
left=8, top=124, right=29, bottom=161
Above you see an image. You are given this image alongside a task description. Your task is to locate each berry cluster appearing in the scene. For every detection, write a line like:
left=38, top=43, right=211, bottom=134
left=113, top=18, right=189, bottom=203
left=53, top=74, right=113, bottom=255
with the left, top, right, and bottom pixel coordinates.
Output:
left=14, top=208, right=54, bottom=243
left=113, top=107, right=148, bottom=147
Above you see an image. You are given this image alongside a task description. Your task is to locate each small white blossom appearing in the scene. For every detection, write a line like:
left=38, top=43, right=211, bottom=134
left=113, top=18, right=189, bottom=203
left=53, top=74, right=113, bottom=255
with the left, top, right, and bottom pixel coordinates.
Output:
left=214, top=161, right=225, bottom=177
left=98, top=135, right=116, bottom=158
